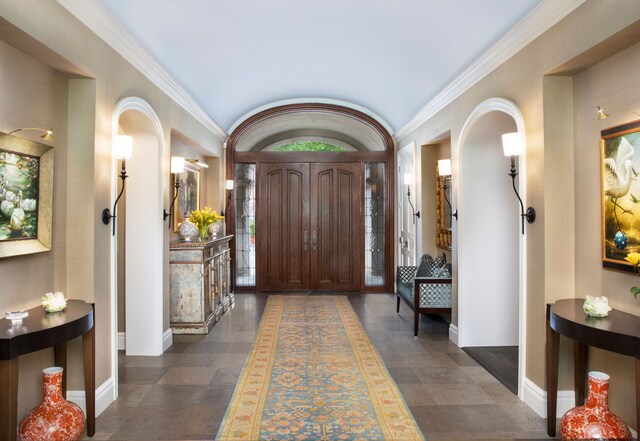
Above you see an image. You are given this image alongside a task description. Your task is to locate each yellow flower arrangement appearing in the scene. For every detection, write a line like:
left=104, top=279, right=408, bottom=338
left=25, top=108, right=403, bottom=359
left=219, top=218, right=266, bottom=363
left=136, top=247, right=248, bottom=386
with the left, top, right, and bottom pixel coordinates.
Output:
left=623, top=252, right=640, bottom=299
left=189, top=207, right=224, bottom=239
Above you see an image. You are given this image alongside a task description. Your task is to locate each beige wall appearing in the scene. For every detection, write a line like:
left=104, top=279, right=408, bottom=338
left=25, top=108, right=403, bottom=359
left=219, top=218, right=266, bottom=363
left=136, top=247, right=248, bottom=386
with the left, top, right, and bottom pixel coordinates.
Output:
left=0, top=0, right=224, bottom=420
left=398, top=1, right=640, bottom=428
left=420, top=140, right=452, bottom=260
left=572, top=39, right=640, bottom=426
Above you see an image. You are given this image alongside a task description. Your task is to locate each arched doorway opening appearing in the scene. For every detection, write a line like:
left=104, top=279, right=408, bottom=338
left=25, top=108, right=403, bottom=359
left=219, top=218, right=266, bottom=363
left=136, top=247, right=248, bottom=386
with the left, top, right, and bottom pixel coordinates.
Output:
left=110, top=97, right=165, bottom=395
left=456, top=98, right=527, bottom=397
left=226, top=102, right=395, bottom=292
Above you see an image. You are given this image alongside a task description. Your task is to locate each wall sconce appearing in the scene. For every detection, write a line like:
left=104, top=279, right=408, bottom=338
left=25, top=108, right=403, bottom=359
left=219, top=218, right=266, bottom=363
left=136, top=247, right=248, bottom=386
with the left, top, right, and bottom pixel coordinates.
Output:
left=221, top=179, right=234, bottom=216
left=163, top=156, right=185, bottom=228
left=502, top=132, right=535, bottom=234
left=8, top=127, right=54, bottom=142
left=437, top=159, right=458, bottom=220
left=403, top=173, right=420, bottom=223
left=102, top=135, right=133, bottom=235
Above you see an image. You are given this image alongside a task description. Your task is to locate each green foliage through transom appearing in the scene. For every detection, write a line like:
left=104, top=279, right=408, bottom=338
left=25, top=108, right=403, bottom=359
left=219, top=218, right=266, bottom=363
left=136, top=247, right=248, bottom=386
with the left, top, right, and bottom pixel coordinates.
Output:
left=272, top=142, right=346, bottom=152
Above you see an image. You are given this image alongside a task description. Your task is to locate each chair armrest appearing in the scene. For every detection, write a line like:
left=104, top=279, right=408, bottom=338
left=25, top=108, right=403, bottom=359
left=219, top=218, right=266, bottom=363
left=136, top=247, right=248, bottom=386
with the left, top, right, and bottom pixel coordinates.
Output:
left=414, top=277, right=452, bottom=309
left=396, top=266, right=417, bottom=283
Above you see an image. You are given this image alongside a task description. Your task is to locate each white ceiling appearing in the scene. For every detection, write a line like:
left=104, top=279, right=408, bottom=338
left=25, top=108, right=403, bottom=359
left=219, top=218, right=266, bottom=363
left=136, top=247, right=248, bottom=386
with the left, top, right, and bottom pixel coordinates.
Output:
left=96, top=0, right=543, bottom=133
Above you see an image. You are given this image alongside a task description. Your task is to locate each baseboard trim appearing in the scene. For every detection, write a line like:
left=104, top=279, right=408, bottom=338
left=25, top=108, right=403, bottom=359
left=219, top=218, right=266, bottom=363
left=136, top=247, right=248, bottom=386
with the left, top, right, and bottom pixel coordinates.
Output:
left=67, top=376, right=115, bottom=418
left=117, top=331, right=125, bottom=350
left=163, top=328, right=173, bottom=352
left=522, top=376, right=575, bottom=418
left=448, top=324, right=459, bottom=345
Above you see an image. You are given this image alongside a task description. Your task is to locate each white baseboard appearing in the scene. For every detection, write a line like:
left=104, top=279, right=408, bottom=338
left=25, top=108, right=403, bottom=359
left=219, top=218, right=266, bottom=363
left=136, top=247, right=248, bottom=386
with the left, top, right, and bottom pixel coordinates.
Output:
left=163, top=328, right=173, bottom=352
left=522, top=376, right=575, bottom=418
left=117, top=332, right=125, bottom=351
left=67, top=376, right=115, bottom=418
left=448, top=324, right=458, bottom=345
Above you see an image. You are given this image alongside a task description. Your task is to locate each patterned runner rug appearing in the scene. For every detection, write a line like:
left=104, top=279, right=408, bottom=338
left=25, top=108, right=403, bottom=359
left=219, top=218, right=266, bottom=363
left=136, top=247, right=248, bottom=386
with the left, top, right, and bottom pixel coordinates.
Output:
left=216, top=295, right=425, bottom=441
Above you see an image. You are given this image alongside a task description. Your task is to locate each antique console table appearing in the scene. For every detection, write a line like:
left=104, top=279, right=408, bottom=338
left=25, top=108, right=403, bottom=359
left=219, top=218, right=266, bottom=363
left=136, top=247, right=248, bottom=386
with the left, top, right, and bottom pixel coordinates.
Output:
left=546, top=299, right=639, bottom=436
left=170, top=235, right=233, bottom=334
left=0, top=300, right=95, bottom=441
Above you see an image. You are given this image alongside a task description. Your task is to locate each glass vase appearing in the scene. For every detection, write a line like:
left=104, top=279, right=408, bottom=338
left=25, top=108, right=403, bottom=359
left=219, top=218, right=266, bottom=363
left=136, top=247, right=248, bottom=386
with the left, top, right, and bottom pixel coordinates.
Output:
left=198, top=224, right=209, bottom=241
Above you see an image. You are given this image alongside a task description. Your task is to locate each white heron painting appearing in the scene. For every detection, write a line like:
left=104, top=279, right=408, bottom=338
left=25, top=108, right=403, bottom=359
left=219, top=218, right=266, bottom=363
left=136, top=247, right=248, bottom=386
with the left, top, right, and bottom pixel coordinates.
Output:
left=602, top=122, right=640, bottom=271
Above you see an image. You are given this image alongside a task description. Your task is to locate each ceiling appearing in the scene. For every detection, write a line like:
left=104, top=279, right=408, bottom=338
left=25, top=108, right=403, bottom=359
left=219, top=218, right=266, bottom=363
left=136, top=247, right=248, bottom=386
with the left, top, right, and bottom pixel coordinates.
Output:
left=96, top=0, right=543, bottom=134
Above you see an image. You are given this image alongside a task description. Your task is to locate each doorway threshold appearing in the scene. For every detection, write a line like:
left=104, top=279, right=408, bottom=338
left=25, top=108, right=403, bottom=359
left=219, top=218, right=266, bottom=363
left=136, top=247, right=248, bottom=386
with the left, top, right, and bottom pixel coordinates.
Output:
left=462, top=346, right=518, bottom=395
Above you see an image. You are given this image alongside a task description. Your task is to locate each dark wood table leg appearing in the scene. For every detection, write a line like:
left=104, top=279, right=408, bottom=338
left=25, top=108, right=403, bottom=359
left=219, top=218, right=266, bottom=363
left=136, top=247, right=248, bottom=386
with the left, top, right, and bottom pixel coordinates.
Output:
left=636, top=357, right=639, bottom=434
left=54, top=342, right=68, bottom=399
left=546, top=308, right=560, bottom=437
left=0, top=358, right=19, bottom=441
left=573, top=341, right=587, bottom=405
left=83, top=324, right=95, bottom=437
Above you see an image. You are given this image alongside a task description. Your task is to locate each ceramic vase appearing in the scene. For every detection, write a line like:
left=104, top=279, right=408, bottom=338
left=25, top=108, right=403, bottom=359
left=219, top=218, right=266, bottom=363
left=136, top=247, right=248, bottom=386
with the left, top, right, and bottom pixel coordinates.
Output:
left=208, top=221, right=222, bottom=238
left=559, top=371, right=631, bottom=440
left=19, top=367, right=85, bottom=441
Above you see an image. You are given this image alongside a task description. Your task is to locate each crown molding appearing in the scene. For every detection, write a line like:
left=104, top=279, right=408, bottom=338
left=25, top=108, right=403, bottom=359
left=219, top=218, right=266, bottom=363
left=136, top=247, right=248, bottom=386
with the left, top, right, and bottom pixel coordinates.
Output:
left=56, top=0, right=227, bottom=141
left=395, top=0, right=585, bottom=140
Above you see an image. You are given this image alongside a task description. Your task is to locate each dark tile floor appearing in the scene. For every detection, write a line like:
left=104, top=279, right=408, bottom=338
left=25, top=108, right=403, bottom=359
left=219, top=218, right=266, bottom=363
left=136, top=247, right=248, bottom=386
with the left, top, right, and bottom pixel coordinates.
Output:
left=86, top=293, right=551, bottom=440
left=463, top=346, right=519, bottom=395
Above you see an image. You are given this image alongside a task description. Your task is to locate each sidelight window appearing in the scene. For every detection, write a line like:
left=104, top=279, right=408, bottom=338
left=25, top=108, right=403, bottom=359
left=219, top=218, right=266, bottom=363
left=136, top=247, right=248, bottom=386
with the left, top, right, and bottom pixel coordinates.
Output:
left=364, top=162, right=385, bottom=287
left=235, top=164, right=256, bottom=286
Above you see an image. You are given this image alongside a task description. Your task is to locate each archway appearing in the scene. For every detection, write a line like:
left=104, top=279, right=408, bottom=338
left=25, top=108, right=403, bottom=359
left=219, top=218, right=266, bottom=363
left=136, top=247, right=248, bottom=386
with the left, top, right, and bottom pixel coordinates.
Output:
left=227, top=102, right=395, bottom=292
left=456, top=98, right=527, bottom=397
left=110, top=97, right=165, bottom=382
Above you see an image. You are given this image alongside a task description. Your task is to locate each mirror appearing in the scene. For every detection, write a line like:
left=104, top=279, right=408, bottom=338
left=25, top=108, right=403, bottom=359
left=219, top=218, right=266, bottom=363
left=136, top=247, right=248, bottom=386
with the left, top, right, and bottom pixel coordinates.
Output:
left=436, top=161, right=452, bottom=250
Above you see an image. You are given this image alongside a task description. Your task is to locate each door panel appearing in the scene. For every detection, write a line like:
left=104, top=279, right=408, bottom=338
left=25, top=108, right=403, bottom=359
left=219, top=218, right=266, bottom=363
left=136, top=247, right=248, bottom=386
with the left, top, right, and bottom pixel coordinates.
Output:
left=257, top=163, right=309, bottom=291
left=310, top=163, right=362, bottom=291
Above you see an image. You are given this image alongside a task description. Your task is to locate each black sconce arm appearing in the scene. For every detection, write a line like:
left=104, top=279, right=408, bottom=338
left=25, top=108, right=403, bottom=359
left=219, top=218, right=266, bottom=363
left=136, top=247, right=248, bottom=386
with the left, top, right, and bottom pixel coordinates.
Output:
left=508, top=157, right=535, bottom=234
left=442, top=178, right=458, bottom=220
left=407, top=187, right=420, bottom=223
left=163, top=181, right=181, bottom=229
left=102, top=162, right=128, bottom=236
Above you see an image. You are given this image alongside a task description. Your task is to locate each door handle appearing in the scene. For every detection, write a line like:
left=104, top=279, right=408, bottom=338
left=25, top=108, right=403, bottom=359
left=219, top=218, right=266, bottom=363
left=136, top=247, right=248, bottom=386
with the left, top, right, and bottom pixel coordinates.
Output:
left=304, top=230, right=308, bottom=251
left=311, top=231, right=317, bottom=251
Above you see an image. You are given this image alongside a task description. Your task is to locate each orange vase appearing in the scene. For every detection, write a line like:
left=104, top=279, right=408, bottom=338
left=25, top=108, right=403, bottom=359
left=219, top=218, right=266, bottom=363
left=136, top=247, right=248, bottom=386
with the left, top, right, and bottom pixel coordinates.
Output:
left=559, top=371, right=631, bottom=440
left=18, top=367, right=86, bottom=441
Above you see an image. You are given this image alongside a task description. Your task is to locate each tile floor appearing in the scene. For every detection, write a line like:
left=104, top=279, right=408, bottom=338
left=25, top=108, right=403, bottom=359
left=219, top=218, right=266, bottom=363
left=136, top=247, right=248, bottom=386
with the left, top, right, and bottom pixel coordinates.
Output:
left=86, top=293, right=552, bottom=440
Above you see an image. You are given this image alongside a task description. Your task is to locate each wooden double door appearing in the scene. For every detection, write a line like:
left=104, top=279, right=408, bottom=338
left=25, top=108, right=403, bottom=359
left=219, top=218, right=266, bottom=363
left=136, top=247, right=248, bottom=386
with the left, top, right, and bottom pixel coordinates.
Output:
left=257, top=162, right=362, bottom=291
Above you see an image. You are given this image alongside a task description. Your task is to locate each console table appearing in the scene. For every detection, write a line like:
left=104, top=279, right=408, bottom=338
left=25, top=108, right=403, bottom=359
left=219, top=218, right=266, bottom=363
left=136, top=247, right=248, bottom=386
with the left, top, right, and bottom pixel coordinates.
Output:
left=546, top=299, right=639, bottom=436
left=170, top=235, right=233, bottom=334
left=0, top=300, right=95, bottom=441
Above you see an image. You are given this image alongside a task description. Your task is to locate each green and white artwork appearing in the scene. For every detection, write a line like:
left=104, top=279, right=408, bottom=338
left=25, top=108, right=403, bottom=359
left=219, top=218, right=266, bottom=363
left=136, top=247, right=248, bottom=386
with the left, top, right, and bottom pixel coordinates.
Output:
left=0, top=149, right=39, bottom=241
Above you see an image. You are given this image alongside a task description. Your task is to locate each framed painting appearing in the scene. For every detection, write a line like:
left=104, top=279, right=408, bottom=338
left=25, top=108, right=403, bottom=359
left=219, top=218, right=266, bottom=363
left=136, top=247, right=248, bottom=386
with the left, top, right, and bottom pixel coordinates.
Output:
left=601, top=119, right=640, bottom=272
left=0, top=133, right=53, bottom=258
left=173, top=165, right=200, bottom=232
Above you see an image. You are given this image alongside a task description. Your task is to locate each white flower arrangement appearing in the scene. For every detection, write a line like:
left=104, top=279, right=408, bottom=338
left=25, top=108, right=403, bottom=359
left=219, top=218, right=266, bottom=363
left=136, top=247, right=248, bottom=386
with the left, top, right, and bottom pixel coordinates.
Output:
left=582, top=295, right=612, bottom=318
left=42, top=292, right=67, bottom=312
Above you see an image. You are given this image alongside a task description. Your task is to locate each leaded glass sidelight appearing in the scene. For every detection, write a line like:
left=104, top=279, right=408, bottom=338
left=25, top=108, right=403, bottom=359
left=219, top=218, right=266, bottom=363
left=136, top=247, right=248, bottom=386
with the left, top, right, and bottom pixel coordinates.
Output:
left=235, top=164, right=256, bottom=286
left=364, top=162, right=385, bottom=286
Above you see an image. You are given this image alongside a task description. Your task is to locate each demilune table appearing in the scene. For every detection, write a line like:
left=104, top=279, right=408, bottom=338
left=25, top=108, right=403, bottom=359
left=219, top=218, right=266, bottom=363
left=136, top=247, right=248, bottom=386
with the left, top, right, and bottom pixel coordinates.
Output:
left=0, top=300, right=95, bottom=441
left=546, top=299, right=639, bottom=436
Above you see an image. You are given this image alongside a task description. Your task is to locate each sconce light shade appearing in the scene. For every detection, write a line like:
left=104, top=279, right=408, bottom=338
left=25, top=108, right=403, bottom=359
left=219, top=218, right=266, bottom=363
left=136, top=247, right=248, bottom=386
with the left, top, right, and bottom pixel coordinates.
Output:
left=438, top=159, right=452, bottom=177
left=502, top=132, right=522, bottom=157
left=225, top=179, right=234, bottom=190
left=403, top=173, right=413, bottom=186
left=113, top=135, right=133, bottom=160
left=171, top=156, right=185, bottom=174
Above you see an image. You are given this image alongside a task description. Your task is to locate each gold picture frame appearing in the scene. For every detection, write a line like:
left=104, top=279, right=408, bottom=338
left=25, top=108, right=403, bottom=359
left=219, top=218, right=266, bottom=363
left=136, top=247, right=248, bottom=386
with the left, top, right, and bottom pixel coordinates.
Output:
left=173, top=166, right=200, bottom=232
left=601, top=119, right=640, bottom=272
left=0, top=132, right=53, bottom=258
left=435, top=162, right=452, bottom=250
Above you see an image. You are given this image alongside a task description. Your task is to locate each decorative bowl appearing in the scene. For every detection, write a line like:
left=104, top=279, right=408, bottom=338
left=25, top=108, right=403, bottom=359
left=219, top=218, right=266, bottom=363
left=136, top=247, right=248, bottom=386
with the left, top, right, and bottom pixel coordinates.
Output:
left=5, top=310, right=29, bottom=324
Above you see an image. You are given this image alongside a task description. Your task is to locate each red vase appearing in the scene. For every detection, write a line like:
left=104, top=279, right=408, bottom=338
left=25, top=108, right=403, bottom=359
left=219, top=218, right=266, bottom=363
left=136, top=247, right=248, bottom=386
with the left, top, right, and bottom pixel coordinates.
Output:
left=18, top=367, right=86, bottom=441
left=560, top=371, right=631, bottom=440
